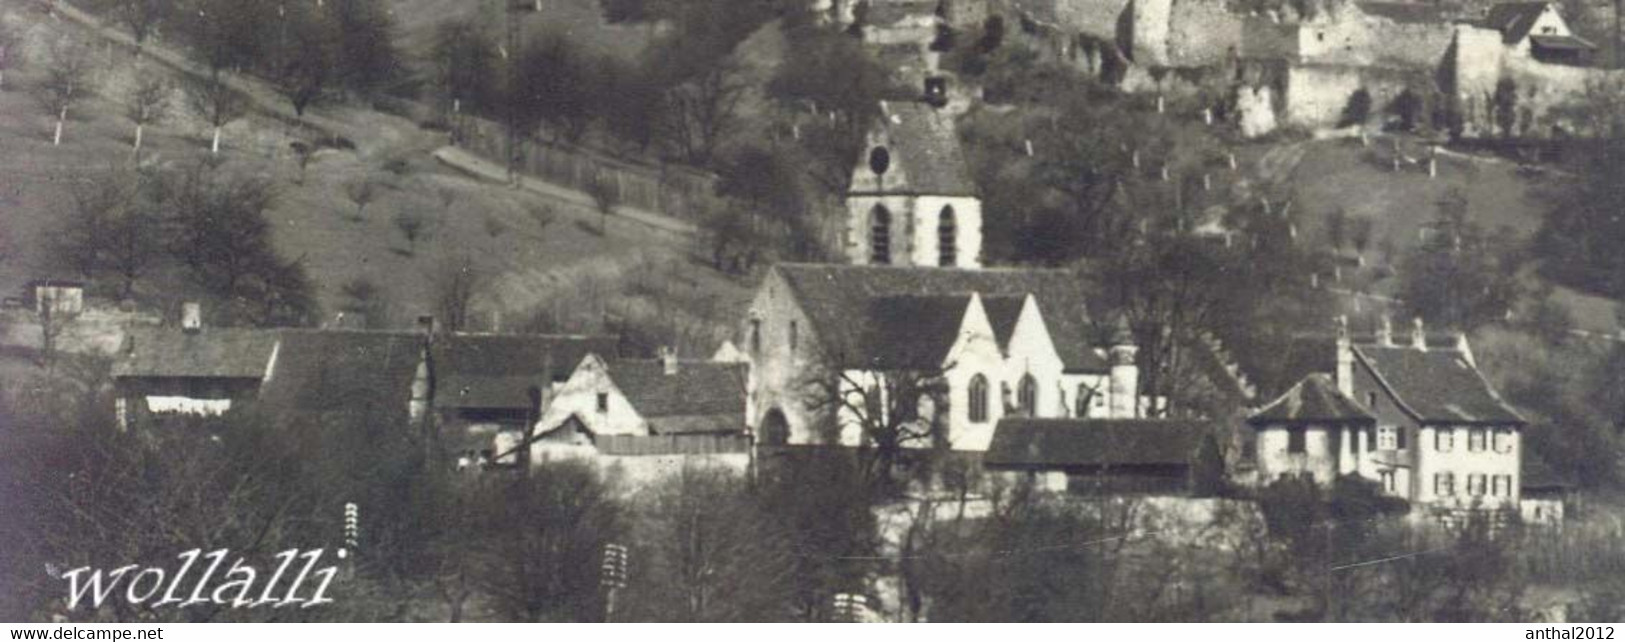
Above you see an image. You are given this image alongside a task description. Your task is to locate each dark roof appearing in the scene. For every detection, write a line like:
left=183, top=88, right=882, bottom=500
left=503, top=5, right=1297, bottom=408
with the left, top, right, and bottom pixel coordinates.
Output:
left=1353, top=345, right=1525, bottom=424
left=869, top=101, right=978, bottom=196
left=432, top=334, right=618, bottom=409
left=1482, top=1, right=1551, bottom=42
left=1015, top=0, right=1130, bottom=39
left=984, top=418, right=1213, bottom=469
left=982, top=294, right=1027, bottom=350
left=1359, top=2, right=1457, bottom=24
left=1522, top=454, right=1577, bottom=491
left=257, top=330, right=425, bottom=422
left=861, top=295, right=973, bottom=370
left=1249, top=373, right=1375, bottom=425
left=775, top=264, right=1109, bottom=373
left=866, top=0, right=937, bottom=26
left=114, top=327, right=280, bottom=380
left=606, top=359, right=746, bottom=430
left=1530, top=33, right=1594, bottom=50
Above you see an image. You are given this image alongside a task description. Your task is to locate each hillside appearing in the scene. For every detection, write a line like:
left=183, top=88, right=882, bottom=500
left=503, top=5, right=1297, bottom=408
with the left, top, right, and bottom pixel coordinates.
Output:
left=0, top=4, right=748, bottom=355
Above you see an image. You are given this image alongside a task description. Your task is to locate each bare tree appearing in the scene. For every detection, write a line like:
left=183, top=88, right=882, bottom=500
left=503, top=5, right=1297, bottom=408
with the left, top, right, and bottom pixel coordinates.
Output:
left=54, top=168, right=163, bottom=298
left=39, top=39, right=95, bottom=146
left=393, top=208, right=431, bottom=255
left=662, top=60, right=746, bottom=165
left=346, top=178, right=382, bottom=221
left=587, top=170, right=619, bottom=235
left=622, top=467, right=795, bottom=621
left=101, top=0, right=170, bottom=54
left=188, top=73, right=245, bottom=154
left=124, top=73, right=169, bottom=158
left=433, top=254, right=485, bottom=332
left=801, top=355, right=949, bottom=491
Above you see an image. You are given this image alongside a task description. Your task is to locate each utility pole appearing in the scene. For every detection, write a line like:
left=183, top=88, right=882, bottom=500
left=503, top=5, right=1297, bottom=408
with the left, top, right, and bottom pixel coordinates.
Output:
left=601, top=543, right=628, bottom=622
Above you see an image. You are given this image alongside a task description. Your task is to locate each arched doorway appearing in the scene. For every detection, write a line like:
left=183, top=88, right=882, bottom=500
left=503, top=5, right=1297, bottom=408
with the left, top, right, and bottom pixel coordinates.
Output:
left=760, top=408, right=791, bottom=447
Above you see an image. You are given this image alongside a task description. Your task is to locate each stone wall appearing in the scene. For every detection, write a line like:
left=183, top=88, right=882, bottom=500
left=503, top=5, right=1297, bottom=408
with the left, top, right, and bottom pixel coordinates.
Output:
left=1450, top=24, right=1625, bottom=138
left=1165, top=0, right=1246, bottom=67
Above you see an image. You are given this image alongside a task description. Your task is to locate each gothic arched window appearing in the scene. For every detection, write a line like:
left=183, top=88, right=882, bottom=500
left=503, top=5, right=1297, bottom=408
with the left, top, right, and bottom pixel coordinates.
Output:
left=871, top=205, right=891, bottom=264
left=938, top=205, right=956, bottom=267
left=968, top=374, right=989, bottom=423
left=1018, top=374, right=1037, bottom=416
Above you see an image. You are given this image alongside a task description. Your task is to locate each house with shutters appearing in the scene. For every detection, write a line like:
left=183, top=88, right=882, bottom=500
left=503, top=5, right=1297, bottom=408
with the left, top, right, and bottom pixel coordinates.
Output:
left=1246, top=317, right=1527, bottom=517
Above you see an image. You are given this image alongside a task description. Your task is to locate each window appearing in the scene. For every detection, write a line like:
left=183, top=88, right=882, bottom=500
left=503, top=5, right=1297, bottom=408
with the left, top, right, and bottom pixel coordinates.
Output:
left=789, top=320, right=798, bottom=350
left=1377, top=426, right=1399, bottom=450
left=1468, top=473, right=1487, bottom=496
left=1380, top=470, right=1397, bottom=493
left=1435, top=428, right=1454, bottom=452
left=1491, top=474, right=1510, bottom=497
left=1398, top=424, right=1407, bottom=449
left=750, top=319, right=761, bottom=354
left=938, top=206, right=956, bottom=267
left=1468, top=428, right=1487, bottom=452
left=870, top=205, right=891, bottom=264
left=596, top=392, right=609, bottom=413
left=1288, top=427, right=1306, bottom=454
left=968, top=375, right=989, bottom=423
left=1017, top=375, right=1037, bottom=416
left=1434, top=472, right=1455, bottom=496
left=1493, top=428, right=1513, bottom=453
left=1367, top=391, right=1378, bottom=410
left=1075, top=383, right=1095, bottom=417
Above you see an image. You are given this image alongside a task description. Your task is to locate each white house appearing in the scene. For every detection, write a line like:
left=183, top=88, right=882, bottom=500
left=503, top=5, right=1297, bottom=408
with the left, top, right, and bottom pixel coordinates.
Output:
left=1246, top=317, right=1528, bottom=518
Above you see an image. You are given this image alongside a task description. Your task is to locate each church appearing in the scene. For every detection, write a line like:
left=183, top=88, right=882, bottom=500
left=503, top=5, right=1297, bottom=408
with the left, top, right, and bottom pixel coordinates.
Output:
left=741, top=99, right=1154, bottom=456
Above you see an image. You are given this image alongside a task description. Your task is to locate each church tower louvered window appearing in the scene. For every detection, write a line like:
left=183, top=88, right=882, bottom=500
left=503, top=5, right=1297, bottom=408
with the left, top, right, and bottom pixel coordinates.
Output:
left=871, top=205, right=891, bottom=264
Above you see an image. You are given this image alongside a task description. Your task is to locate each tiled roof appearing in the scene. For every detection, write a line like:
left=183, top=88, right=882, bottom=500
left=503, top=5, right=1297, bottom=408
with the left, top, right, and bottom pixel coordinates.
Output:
left=774, top=264, right=1109, bottom=373
left=1521, top=453, right=1576, bottom=490
left=1353, top=345, right=1525, bottom=424
left=862, top=295, right=973, bottom=371
left=981, top=294, right=1027, bottom=351
left=1482, top=1, right=1551, bottom=42
left=605, top=359, right=746, bottom=428
left=432, top=334, right=618, bottom=409
left=866, top=0, right=938, bottom=26
left=1248, top=373, right=1375, bottom=424
left=984, top=417, right=1214, bottom=469
left=1530, top=33, right=1594, bottom=50
left=871, top=101, right=978, bottom=196
left=1358, top=1, right=1456, bottom=24
left=1015, top=0, right=1131, bottom=40
left=113, top=327, right=280, bottom=380
left=257, top=330, right=426, bottom=426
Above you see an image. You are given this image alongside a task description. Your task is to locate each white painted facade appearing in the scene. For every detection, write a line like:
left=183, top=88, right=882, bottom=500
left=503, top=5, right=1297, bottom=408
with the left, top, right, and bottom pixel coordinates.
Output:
left=532, top=354, right=648, bottom=440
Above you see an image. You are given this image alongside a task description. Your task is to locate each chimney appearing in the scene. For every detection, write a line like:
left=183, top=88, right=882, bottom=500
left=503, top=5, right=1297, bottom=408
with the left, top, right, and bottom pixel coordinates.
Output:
left=1107, top=315, right=1139, bottom=419
left=1411, top=317, right=1427, bottom=350
left=181, top=302, right=202, bottom=333
left=1377, top=315, right=1393, bottom=346
left=1334, top=315, right=1353, bottom=397
left=659, top=346, right=678, bottom=375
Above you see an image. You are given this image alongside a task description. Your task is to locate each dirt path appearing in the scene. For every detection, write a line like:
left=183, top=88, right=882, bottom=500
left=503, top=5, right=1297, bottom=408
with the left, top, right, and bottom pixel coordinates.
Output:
left=433, top=146, right=698, bottom=236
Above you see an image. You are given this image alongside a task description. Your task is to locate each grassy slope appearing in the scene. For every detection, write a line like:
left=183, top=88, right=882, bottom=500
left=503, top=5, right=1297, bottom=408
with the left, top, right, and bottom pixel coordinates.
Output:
left=0, top=6, right=748, bottom=355
left=1246, top=136, right=1621, bottom=335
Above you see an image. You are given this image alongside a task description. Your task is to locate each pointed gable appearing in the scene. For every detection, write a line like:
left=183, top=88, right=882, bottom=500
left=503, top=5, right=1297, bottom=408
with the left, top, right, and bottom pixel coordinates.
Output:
left=848, top=101, right=977, bottom=197
left=773, top=263, right=1109, bottom=373
left=1247, top=373, right=1375, bottom=425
